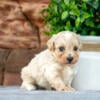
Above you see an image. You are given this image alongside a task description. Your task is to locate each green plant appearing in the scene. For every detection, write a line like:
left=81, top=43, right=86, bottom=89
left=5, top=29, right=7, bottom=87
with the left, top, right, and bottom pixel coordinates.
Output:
left=42, top=0, right=100, bottom=36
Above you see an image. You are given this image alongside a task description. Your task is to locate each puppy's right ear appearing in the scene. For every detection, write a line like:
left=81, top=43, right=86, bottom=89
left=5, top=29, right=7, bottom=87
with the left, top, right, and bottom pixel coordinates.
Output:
left=47, top=35, right=56, bottom=51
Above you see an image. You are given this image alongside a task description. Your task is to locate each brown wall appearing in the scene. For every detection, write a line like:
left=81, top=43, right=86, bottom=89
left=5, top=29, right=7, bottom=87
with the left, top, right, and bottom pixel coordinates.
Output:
left=0, top=0, right=49, bottom=86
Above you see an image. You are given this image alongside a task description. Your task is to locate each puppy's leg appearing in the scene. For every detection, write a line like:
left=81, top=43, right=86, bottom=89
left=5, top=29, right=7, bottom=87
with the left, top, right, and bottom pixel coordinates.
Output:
left=45, top=73, right=71, bottom=91
left=21, top=82, right=36, bottom=91
left=51, top=77, right=66, bottom=91
left=21, top=67, right=36, bottom=91
left=50, top=77, right=71, bottom=91
left=67, top=80, right=75, bottom=91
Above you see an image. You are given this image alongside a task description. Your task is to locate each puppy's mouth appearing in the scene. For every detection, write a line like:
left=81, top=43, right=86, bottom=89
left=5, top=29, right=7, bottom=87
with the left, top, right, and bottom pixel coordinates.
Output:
left=62, top=61, right=73, bottom=65
left=63, top=60, right=77, bottom=65
left=67, top=62, right=74, bottom=65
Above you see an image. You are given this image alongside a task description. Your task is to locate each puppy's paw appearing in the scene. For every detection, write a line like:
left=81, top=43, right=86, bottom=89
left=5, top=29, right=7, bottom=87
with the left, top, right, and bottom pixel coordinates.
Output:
left=21, top=83, right=36, bottom=91
left=63, top=87, right=75, bottom=91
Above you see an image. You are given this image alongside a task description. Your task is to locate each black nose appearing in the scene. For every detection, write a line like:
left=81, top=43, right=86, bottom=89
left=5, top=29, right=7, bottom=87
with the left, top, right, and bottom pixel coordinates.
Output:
left=67, top=56, right=73, bottom=62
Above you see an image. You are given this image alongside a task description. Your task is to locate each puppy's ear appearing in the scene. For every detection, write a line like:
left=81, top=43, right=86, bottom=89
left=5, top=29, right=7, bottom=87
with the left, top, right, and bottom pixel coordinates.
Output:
left=47, top=35, right=56, bottom=51
left=76, top=34, right=82, bottom=50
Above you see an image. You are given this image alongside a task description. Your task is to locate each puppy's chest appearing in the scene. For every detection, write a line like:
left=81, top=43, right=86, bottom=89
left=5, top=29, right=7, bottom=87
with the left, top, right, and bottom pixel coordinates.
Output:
left=61, top=67, right=74, bottom=84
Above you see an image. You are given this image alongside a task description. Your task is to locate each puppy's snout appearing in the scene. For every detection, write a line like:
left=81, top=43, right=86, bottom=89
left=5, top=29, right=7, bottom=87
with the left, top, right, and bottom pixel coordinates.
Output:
left=67, top=56, right=73, bottom=63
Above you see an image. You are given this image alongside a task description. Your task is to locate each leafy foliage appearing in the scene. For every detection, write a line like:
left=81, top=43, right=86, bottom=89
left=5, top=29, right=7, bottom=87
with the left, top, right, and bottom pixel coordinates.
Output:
left=42, top=0, right=100, bottom=36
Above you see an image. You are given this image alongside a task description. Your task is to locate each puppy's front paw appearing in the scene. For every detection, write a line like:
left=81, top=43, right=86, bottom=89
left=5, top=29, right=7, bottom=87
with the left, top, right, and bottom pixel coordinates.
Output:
left=63, top=87, right=75, bottom=91
left=21, top=83, right=36, bottom=91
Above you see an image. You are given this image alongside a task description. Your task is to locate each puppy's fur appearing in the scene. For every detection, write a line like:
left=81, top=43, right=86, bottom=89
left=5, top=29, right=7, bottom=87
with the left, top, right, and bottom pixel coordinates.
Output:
left=21, top=31, right=81, bottom=91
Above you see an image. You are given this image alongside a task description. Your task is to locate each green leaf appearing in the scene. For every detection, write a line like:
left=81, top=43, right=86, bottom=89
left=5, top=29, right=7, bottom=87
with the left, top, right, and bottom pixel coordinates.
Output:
left=65, top=21, right=71, bottom=30
left=54, top=5, right=58, bottom=14
left=75, top=17, right=81, bottom=27
left=72, top=27, right=77, bottom=32
left=70, top=10, right=80, bottom=17
left=80, top=16, right=85, bottom=23
left=64, top=0, right=69, bottom=5
left=92, top=0, right=99, bottom=9
left=61, top=11, right=68, bottom=20
left=82, top=3, right=87, bottom=10
left=90, top=31, right=96, bottom=35
left=85, top=19, right=94, bottom=27
left=70, top=6, right=80, bottom=17
left=80, top=10, right=92, bottom=23
left=51, top=18, right=57, bottom=25
left=83, top=0, right=89, bottom=2
left=83, top=0, right=99, bottom=9
left=69, top=1, right=76, bottom=9
left=97, top=24, right=100, bottom=28
left=83, top=12, right=91, bottom=19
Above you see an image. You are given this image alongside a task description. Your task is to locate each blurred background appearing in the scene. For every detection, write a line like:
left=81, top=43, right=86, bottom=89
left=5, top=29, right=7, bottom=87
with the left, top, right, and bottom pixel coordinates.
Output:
left=0, top=0, right=50, bottom=86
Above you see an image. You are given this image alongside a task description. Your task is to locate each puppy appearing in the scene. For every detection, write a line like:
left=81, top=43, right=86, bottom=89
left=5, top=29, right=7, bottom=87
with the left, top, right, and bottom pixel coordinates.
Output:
left=21, top=31, right=81, bottom=91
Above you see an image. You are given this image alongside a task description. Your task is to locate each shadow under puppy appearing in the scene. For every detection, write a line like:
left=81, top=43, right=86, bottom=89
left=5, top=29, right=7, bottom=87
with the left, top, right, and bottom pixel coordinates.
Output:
left=21, top=31, right=81, bottom=91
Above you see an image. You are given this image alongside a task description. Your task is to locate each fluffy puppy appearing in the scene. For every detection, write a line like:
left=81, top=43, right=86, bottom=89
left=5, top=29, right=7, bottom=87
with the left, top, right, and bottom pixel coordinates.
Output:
left=21, top=31, right=81, bottom=91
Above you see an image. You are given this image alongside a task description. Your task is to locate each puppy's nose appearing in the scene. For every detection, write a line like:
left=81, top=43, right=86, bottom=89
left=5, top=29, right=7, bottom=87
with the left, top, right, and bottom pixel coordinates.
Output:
left=67, top=56, right=73, bottom=63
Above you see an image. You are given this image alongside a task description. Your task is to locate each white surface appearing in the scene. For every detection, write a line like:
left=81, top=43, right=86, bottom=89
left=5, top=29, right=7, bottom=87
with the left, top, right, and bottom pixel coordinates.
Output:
left=72, top=51, right=100, bottom=90
left=80, top=36, right=100, bottom=43
left=0, top=86, right=100, bottom=100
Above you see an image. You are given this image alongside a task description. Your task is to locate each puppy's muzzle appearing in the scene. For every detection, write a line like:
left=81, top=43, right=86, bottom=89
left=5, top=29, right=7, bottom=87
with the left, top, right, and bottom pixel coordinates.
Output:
left=67, top=56, right=73, bottom=63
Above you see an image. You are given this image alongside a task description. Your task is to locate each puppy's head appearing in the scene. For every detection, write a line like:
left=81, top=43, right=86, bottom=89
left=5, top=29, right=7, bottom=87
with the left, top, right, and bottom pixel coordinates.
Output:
left=47, top=31, right=81, bottom=66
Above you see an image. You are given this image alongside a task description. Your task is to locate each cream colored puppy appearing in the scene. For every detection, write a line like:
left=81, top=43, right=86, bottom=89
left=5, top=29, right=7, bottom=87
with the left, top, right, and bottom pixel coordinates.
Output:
left=21, top=31, right=81, bottom=91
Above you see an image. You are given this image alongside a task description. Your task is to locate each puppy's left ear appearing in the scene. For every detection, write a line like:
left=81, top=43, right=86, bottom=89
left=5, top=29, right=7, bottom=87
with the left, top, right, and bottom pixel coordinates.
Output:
left=76, top=34, right=82, bottom=50
left=47, top=35, right=56, bottom=51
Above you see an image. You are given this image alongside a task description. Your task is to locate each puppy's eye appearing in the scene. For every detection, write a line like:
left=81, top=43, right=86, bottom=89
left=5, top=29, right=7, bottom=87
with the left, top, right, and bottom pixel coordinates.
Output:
left=59, top=47, right=65, bottom=52
left=73, top=46, right=78, bottom=51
